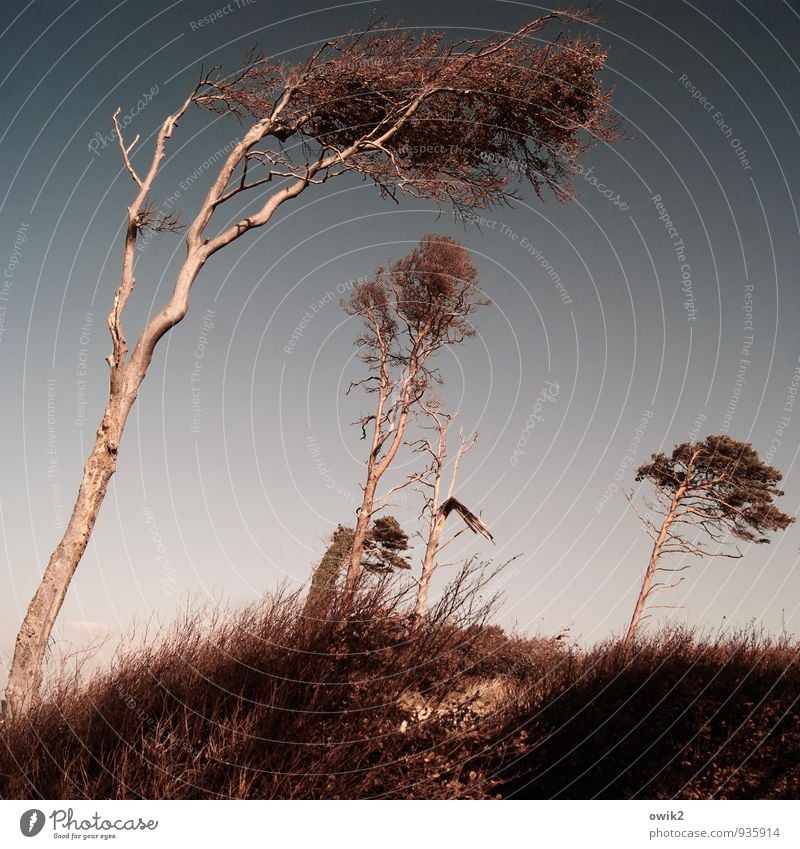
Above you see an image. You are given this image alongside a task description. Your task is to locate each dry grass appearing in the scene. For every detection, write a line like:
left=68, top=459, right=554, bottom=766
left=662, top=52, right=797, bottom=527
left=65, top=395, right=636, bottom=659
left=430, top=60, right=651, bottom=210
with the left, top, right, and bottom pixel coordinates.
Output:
left=498, top=626, right=800, bottom=799
left=1, top=566, right=798, bottom=800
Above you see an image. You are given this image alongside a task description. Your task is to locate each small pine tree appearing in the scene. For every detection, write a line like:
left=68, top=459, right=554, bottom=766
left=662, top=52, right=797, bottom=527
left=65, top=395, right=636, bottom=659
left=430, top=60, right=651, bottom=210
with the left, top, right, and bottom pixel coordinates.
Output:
left=625, top=434, right=794, bottom=644
left=304, top=517, right=410, bottom=618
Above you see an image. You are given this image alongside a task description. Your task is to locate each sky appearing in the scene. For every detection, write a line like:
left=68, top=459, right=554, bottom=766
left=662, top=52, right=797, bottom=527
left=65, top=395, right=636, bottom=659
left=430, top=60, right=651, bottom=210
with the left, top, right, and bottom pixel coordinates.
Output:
left=1, top=0, right=800, bottom=688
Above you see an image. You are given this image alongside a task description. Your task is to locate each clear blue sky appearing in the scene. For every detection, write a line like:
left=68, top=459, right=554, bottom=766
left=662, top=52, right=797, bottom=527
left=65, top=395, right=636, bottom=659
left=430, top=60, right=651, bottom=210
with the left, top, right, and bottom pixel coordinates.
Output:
left=2, top=0, right=800, bottom=687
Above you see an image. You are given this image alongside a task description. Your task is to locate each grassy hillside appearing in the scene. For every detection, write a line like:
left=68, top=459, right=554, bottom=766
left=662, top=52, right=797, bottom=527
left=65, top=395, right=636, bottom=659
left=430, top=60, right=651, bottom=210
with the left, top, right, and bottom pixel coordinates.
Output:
left=1, top=569, right=798, bottom=799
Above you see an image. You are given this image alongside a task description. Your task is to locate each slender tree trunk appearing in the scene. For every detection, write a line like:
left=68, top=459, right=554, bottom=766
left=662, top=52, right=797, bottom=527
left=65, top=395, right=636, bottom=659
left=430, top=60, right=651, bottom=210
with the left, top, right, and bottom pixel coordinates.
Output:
left=623, top=485, right=685, bottom=647
left=5, top=252, right=205, bottom=716
left=414, top=511, right=446, bottom=619
left=345, top=476, right=378, bottom=592
left=346, top=398, right=413, bottom=592
left=5, top=397, right=132, bottom=715
left=622, top=544, right=661, bottom=649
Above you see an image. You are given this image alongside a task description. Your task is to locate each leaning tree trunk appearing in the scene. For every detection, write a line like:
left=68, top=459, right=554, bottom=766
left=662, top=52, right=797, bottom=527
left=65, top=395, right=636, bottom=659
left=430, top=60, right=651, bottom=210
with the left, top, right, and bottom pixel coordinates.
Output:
left=5, top=257, right=204, bottom=717
left=623, top=484, right=685, bottom=647
left=4, top=89, right=206, bottom=717
left=622, top=543, right=661, bottom=648
left=5, top=398, right=131, bottom=715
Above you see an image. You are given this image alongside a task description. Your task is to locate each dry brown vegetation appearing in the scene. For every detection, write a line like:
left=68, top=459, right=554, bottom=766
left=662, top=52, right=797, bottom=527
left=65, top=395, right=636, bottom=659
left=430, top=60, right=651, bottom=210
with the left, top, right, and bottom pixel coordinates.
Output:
left=1, top=566, right=798, bottom=799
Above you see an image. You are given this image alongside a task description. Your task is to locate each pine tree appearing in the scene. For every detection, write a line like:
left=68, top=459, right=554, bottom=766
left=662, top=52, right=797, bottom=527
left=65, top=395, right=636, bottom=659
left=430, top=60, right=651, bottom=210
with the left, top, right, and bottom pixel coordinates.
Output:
left=624, top=434, right=794, bottom=644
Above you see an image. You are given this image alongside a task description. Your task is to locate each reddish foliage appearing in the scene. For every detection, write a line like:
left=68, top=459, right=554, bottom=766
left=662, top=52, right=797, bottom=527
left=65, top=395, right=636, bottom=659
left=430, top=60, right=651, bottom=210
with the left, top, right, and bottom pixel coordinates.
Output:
left=197, top=12, right=619, bottom=213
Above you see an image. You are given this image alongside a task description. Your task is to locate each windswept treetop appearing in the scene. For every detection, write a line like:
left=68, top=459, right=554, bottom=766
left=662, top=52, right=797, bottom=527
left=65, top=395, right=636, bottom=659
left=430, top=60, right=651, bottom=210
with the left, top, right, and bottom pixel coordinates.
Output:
left=346, top=234, right=488, bottom=390
left=194, top=10, right=618, bottom=214
left=635, top=435, right=795, bottom=544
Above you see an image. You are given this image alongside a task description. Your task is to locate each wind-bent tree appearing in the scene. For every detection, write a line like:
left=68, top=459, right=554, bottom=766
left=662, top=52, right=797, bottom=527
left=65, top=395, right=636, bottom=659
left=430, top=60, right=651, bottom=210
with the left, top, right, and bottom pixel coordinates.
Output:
left=344, top=236, right=489, bottom=591
left=624, top=435, right=794, bottom=645
left=408, top=402, right=493, bottom=618
left=303, top=517, right=410, bottom=619
left=7, top=12, right=617, bottom=714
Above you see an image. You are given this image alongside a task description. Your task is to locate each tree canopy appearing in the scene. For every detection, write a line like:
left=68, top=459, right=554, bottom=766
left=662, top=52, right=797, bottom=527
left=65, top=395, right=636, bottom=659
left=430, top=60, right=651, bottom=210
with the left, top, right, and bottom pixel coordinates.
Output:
left=195, top=13, right=618, bottom=218
left=636, top=435, right=794, bottom=547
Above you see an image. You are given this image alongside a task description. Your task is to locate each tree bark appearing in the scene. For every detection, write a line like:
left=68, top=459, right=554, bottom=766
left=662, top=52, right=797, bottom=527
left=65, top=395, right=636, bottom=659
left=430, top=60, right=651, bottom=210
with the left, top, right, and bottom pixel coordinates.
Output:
left=345, top=476, right=378, bottom=593
left=5, top=397, right=131, bottom=715
left=346, top=393, right=413, bottom=590
left=414, top=512, right=446, bottom=619
left=5, top=247, right=209, bottom=716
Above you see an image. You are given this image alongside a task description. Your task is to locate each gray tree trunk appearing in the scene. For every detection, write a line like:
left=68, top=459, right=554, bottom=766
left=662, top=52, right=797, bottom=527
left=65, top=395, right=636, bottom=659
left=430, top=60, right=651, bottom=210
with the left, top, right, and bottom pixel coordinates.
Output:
left=5, top=398, right=131, bottom=715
